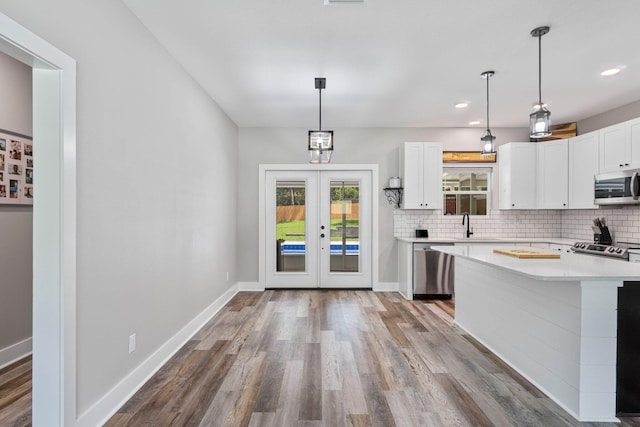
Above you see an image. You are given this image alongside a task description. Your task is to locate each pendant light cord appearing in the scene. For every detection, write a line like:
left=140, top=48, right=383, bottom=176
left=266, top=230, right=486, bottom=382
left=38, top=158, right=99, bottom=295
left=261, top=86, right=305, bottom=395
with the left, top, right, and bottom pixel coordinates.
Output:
left=486, top=74, right=490, bottom=131
left=538, top=34, right=542, bottom=107
left=318, top=86, right=322, bottom=131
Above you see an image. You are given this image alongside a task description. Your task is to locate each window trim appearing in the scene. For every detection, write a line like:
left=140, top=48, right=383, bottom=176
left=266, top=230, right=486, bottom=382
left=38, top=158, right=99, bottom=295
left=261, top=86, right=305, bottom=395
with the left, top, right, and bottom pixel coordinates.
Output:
left=442, top=167, right=492, bottom=215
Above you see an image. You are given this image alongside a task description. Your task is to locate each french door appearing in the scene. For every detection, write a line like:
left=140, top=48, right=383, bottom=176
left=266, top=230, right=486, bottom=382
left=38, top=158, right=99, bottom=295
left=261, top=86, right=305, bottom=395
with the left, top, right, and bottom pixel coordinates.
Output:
left=265, top=170, right=372, bottom=288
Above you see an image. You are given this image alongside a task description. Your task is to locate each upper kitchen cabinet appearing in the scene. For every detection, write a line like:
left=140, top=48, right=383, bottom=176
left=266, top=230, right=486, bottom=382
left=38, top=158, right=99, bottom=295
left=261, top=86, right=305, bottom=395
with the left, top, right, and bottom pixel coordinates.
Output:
left=499, top=143, right=537, bottom=209
left=568, top=131, right=599, bottom=209
left=537, top=139, right=568, bottom=209
left=400, top=142, right=443, bottom=209
left=599, top=117, right=640, bottom=173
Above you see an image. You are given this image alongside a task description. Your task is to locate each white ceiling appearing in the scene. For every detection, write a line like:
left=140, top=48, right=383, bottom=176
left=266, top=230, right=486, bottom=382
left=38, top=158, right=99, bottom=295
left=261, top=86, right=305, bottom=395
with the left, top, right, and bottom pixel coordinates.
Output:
left=123, top=0, right=640, bottom=130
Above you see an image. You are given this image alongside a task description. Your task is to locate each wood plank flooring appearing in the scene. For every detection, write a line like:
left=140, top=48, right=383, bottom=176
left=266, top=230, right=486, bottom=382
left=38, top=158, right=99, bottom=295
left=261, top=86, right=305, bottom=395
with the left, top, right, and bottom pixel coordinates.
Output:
left=104, top=291, right=639, bottom=427
left=2, top=291, right=640, bottom=426
left=0, top=355, right=31, bottom=427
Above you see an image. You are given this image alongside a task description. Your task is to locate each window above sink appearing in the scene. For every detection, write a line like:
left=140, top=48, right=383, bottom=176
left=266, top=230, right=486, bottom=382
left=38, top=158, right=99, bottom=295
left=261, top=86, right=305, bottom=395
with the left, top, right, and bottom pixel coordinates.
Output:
left=442, top=167, right=492, bottom=216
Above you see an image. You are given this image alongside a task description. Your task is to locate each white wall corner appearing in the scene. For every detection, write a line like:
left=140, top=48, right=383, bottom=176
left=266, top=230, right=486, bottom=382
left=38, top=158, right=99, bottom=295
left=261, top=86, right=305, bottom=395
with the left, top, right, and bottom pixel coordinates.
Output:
left=373, top=282, right=399, bottom=292
left=75, top=284, right=239, bottom=427
left=0, top=337, right=32, bottom=369
left=238, top=281, right=265, bottom=291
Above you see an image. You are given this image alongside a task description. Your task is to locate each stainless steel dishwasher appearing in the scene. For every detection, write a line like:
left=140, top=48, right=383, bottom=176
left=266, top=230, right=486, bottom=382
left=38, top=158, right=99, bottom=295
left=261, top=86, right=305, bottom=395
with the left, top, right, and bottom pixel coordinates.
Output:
left=413, top=243, right=454, bottom=298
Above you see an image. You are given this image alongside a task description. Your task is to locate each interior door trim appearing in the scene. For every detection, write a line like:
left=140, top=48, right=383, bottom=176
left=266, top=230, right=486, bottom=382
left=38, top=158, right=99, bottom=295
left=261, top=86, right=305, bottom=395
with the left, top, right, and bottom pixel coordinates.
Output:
left=258, top=164, right=379, bottom=290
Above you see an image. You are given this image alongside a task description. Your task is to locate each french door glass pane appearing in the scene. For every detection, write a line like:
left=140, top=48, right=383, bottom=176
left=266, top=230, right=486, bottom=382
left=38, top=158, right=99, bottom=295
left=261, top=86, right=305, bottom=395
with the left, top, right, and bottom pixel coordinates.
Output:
left=330, top=180, right=359, bottom=272
left=275, top=180, right=305, bottom=272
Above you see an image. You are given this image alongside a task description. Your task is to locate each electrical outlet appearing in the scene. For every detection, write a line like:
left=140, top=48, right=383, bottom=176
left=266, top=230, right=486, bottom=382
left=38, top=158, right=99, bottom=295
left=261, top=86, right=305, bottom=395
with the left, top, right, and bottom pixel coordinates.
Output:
left=128, top=333, right=136, bottom=353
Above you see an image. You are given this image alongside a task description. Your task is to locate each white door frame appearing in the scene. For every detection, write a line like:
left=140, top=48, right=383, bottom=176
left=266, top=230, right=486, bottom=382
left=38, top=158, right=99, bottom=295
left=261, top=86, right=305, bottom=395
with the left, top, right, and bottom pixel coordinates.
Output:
left=0, top=12, right=77, bottom=427
left=259, top=164, right=378, bottom=290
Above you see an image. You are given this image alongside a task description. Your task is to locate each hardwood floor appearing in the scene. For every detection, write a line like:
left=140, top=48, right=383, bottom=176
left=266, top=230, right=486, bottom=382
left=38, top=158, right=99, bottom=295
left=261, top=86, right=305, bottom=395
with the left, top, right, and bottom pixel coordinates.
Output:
left=104, top=291, right=638, bottom=427
left=0, top=355, right=31, bottom=427
left=2, top=291, right=640, bottom=426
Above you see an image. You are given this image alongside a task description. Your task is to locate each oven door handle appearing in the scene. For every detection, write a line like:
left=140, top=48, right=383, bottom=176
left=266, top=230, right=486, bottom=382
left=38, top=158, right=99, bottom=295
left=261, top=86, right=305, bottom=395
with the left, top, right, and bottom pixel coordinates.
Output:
left=633, top=172, right=640, bottom=199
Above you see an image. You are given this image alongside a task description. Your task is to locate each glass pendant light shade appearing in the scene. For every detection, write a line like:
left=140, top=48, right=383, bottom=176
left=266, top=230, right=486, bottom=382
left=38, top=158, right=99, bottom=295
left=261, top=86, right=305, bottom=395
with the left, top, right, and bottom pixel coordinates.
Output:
left=530, top=26, right=551, bottom=139
left=481, top=130, right=496, bottom=156
left=529, top=104, right=551, bottom=138
left=480, top=70, right=496, bottom=156
left=308, top=130, right=333, bottom=163
left=308, top=77, right=333, bottom=163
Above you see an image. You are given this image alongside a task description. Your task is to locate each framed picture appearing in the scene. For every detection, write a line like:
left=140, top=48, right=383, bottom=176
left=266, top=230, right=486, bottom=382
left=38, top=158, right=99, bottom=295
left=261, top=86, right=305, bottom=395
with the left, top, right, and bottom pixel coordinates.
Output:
left=443, top=151, right=497, bottom=163
left=0, top=131, right=33, bottom=205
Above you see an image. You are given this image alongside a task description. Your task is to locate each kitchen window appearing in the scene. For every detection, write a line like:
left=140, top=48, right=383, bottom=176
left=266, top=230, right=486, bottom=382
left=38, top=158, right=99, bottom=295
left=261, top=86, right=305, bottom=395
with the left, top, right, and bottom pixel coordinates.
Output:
left=442, top=167, right=491, bottom=215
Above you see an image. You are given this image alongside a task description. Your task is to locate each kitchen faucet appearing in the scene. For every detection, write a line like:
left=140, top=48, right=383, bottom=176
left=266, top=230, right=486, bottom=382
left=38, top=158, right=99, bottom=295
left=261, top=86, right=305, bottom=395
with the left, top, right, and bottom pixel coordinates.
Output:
left=462, top=213, right=473, bottom=238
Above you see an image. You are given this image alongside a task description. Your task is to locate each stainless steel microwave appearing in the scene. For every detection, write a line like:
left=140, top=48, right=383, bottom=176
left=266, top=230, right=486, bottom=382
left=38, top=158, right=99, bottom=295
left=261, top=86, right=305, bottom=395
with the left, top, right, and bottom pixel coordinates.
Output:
left=594, top=169, right=640, bottom=205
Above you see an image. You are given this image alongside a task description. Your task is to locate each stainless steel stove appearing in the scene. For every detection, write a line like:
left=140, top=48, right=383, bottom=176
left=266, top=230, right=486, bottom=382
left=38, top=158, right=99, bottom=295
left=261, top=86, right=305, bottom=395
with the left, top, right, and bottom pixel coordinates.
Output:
left=571, top=242, right=629, bottom=260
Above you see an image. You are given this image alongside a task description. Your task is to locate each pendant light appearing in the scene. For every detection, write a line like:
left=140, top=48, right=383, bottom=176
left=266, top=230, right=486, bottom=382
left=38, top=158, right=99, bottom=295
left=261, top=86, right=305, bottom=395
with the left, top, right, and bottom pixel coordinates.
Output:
left=480, top=70, right=496, bottom=156
left=308, top=77, right=333, bottom=164
left=529, top=26, right=551, bottom=139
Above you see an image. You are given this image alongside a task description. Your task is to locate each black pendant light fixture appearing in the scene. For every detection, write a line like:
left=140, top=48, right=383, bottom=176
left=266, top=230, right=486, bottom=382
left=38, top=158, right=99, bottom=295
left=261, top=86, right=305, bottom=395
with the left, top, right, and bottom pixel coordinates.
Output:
left=480, top=70, right=496, bottom=156
left=308, top=77, right=333, bottom=164
left=530, top=25, right=551, bottom=139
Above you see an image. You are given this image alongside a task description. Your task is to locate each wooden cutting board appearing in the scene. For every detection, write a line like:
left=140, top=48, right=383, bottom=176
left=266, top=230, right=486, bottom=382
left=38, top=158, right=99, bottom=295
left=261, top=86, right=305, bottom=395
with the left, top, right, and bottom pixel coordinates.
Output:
left=493, top=248, right=561, bottom=259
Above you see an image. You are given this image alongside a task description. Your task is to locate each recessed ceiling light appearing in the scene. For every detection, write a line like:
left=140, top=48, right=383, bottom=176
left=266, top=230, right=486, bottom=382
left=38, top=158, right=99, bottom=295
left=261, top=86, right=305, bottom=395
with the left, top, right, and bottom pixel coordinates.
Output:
left=601, top=67, right=621, bottom=77
left=455, top=103, right=468, bottom=109
left=469, top=120, right=481, bottom=125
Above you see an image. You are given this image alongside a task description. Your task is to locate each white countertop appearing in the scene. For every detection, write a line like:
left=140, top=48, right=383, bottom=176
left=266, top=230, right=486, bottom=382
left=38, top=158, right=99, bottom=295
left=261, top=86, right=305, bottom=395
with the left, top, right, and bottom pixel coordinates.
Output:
left=431, top=244, right=640, bottom=281
left=396, top=237, right=576, bottom=245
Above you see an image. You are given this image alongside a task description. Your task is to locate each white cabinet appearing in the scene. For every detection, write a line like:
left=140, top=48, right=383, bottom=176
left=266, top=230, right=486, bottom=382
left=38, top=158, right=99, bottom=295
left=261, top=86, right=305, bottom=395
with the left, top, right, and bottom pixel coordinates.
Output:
left=568, top=131, right=599, bottom=209
left=537, top=139, right=569, bottom=209
left=499, top=143, right=537, bottom=209
left=599, top=117, right=640, bottom=173
left=400, top=142, right=443, bottom=209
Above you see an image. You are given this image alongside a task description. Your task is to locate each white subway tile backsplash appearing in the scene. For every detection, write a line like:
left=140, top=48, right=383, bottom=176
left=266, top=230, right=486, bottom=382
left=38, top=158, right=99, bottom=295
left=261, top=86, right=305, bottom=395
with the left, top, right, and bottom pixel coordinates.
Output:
left=394, top=205, right=640, bottom=243
left=394, top=209, right=563, bottom=239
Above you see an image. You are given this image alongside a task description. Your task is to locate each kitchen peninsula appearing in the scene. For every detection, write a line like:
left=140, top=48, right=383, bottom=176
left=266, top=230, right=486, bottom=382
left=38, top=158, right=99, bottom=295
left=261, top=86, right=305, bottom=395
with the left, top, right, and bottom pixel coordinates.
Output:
left=432, top=245, right=640, bottom=422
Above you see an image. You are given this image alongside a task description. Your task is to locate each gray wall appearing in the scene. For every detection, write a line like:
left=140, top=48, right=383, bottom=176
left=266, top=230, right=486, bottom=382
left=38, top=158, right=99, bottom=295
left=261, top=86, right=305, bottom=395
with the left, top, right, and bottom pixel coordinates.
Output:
left=0, top=0, right=238, bottom=414
left=0, top=50, right=32, bottom=358
left=238, top=126, right=529, bottom=284
left=578, top=100, right=640, bottom=134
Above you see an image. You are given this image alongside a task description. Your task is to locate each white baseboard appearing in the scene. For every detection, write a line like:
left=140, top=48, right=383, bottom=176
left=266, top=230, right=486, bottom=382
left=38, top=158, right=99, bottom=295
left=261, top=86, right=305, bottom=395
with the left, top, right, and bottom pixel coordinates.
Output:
left=0, top=337, right=32, bottom=369
left=76, top=283, right=239, bottom=427
left=238, top=281, right=264, bottom=291
left=373, top=281, right=399, bottom=292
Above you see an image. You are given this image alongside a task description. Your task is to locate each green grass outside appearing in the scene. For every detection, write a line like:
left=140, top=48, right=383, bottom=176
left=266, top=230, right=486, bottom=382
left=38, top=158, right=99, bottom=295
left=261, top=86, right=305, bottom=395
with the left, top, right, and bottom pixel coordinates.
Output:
left=276, top=219, right=359, bottom=241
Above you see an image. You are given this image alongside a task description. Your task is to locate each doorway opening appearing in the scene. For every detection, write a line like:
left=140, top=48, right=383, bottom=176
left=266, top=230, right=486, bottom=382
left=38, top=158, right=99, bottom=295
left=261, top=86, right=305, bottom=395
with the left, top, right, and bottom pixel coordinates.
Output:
left=259, top=165, right=378, bottom=289
left=0, top=12, right=77, bottom=426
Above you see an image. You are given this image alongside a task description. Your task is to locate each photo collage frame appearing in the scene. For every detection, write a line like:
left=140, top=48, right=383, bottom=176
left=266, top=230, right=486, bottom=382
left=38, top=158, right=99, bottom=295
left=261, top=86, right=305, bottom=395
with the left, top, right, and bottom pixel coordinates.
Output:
left=0, top=131, right=33, bottom=205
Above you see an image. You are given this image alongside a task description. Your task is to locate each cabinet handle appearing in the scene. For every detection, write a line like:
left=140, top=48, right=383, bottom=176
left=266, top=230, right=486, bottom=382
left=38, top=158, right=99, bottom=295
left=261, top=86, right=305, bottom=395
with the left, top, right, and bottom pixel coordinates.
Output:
left=320, top=233, right=325, bottom=238
left=512, top=203, right=515, bottom=207
left=563, top=203, right=566, bottom=206
left=625, top=163, right=630, bottom=166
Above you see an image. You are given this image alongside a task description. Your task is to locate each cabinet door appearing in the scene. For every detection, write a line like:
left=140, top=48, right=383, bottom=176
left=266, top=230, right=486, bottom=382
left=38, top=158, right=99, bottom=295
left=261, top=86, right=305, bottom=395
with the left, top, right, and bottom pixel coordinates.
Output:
left=568, top=131, right=599, bottom=209
left=629, top=118, right=640, bottom=169
left=400, top=142, right=442, bottom=209
left=401, top=143, right=424, bottom=209
left=599, top=122, right=630, bottom=172
left=421, top=143, right=443, bottom=208
left=499, top=143, right=537, bottom=209
left=537, top=139, right=568, bottom=209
